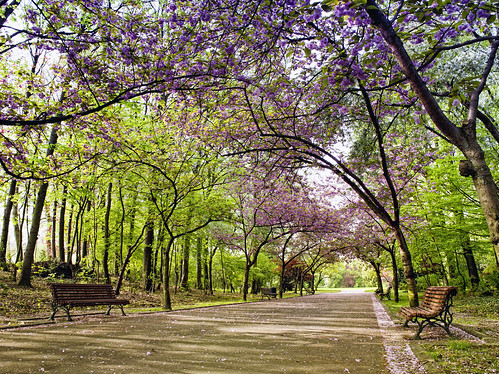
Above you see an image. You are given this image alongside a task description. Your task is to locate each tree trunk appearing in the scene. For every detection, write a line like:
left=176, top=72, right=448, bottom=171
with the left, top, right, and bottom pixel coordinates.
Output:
left=242, top=261, right=251, bottom=301
left=181, top=234, right=190, bottom=290
left=51, top=200, right=57, bottom=259
left=394, top=227, right=417, bottom=306
left=389, top=249, right=399, bottom=303
left=163, top=236, right=174, bottom=311
left=0, top=179, right=17, bottom=270
left=208, top=243, right=217, bottom=295
left=58, top=185, right=67, bottom=262
left=103, top=182, right=112, bottom=284
left=143, top=220, right=154, bottom=292
left=196, top=235, right=202, bottom=289
left=66, top=204, right=73, bottom=264
left=12, top=199, right=22, bottom=279
left=18, top=127, right=58, bottom=287
left=202, top=237, right=209, bottom=291
left=464, top=149, right=499, bottom=267
left=370, top=260, right=383, bottom=293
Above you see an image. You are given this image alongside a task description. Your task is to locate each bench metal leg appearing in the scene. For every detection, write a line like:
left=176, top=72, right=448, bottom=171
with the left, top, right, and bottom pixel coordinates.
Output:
left=106, top=305, right=127, bottom=316
left=50, top=304, right=72, bottom=322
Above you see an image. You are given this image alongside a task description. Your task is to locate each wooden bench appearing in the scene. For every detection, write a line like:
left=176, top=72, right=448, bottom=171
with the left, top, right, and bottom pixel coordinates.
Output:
left=378, top=285, right=392, bottom=300
left=305, top=288, right=315, bottom=295
left=261, top=287, right=277, bottom=300
left=49, top=283, right=129, bottom=321
left=399, top=286, right=458, bottom=339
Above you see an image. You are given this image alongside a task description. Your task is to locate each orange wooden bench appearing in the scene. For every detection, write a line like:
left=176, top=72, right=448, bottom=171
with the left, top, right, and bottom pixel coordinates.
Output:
left=399, top=286, right=458, bottom=339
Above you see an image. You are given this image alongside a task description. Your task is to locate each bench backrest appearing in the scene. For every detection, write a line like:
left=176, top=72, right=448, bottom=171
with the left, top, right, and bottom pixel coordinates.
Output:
left=50, top=283, right=117, bottom=302
left=261, top=287, right=272, bottom=294
left=420, top=286, right=458, bottom=312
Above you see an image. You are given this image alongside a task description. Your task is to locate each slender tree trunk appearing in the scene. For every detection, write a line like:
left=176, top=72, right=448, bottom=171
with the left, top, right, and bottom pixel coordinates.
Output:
left=389, top=249, right=399, bottom=303
left=58, top=185, right=67, bottom=263
left=208, top=243, right=217, bottom=295
left=18, top=127, right=58, bottom=287
left=395, top=228, right=417, bottom=306
left=163, top=236, right=174, bottom=311
left=0, top=179, right=17, bottom=270
left=51, top=200, right=57, bottom=259
left=242, top=261, right=251, bottom=301
left=370, top=260, right=383, bottom=293
left=456, top=208, right=480, bottom=289
left=66, top=204, right=74, bottom=264
left=103, top=182, right=112, bottom=284
left=202, top=237, right=209, bottom=291
left=143, top=220, right=154, bottom=292
left=196, top=235, right=202, bottom=289
left=181, top=234, right=190, bottom=290
left=12, top=200, right=21, bottom=279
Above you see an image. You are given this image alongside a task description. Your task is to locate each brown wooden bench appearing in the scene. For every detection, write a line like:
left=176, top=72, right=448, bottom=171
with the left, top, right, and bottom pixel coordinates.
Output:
left=49, top=283, right=129, bottom=321
left=399, top=286, right=458, bottom=339
left=378, top=285, right=392, bottom=300
left=261, top=287, right=277, bottom=300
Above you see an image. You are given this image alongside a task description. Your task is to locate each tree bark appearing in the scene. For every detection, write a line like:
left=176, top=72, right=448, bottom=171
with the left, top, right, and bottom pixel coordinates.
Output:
left=196, top=235, right=203, bottom=289
left=103, top=182, right=112, bottom=284
left=143, top=219, right=154, bottom=292
left=51, top=200, right=57, bottom=259
left=163, top=236, right=174, bottom=311
left=181, top=234, right=190, bottom=290
left=0, top=179, right=17, bottom=270
left=58, top=185, right=67, bottom=262
left=18, top=126, right=58, bottom=287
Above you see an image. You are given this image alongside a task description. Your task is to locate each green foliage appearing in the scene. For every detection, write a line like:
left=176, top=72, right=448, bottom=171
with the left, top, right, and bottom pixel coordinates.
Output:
left=323, top=260, right=376, bottom=288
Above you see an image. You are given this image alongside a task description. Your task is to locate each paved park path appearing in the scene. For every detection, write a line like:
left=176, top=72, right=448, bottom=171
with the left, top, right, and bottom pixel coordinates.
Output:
left=0, top=291, right=426, bottom=374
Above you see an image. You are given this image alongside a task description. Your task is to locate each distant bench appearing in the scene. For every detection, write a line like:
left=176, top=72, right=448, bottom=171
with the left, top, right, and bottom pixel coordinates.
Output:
left=49, top=283, right=129, bottom=321
left=261, top=287, right=277, bottom=300
left=399, top=286, right=458, bottom=339
left=378, top=285, right=392, bottom=300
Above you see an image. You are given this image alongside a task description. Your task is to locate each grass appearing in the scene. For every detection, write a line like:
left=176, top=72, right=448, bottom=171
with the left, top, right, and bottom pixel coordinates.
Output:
left=422, top=343, right=499, bottom=374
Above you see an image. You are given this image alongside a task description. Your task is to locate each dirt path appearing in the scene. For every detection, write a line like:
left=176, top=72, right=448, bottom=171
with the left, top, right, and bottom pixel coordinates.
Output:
left=0, top=292, right=408, bottom=373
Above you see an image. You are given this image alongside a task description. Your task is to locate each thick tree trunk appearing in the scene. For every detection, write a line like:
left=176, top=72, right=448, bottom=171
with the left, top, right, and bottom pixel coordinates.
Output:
left=18, top=127, right=58, bottom=287
left=394, top=228, right=417, bottom=306
left=464, top=148, right=499, bottom=266
left=0, top=179, right=17, bottom=270
left=103, top=182, right=112, bottom=284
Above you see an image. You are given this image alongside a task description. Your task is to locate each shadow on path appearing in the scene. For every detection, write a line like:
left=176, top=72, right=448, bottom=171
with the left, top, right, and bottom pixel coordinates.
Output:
left=0, top=293, right=393, bottom=373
